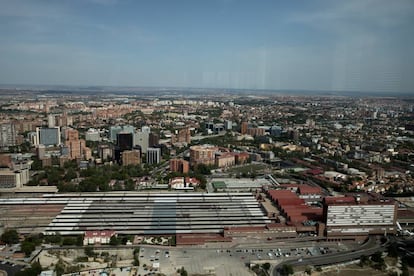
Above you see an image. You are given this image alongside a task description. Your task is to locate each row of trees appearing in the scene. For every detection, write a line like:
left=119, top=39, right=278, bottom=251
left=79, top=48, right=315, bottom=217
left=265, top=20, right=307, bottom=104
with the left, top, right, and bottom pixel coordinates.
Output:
left=0, top=229, right=85, bottom=257
left=32, top=163, right=150, bottom=192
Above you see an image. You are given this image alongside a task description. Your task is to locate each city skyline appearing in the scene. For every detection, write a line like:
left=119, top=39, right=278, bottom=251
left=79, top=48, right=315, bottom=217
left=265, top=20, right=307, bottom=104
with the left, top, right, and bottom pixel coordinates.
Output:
left=0, top=0, right=413, bottom=93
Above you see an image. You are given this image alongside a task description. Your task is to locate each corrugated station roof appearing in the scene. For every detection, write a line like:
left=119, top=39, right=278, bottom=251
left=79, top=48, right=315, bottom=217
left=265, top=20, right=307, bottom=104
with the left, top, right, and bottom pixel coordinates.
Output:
left=0, top=192, right=271, bottom=235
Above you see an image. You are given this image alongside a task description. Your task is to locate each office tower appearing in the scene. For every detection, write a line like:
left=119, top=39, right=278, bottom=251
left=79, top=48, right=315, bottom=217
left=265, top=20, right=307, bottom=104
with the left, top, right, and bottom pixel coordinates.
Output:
left=117, top=132, right=133, bottom=151
left=36, top=127, right=61, bottom=146
left=110, top=125, right=135, bottom=142
left=109, top=126, right=123, bottom=142
left=134, top=131, right=149, bottom=153
left=147, top=147, right=161, bottom=164
left=149, top=133, right=159, bottom=147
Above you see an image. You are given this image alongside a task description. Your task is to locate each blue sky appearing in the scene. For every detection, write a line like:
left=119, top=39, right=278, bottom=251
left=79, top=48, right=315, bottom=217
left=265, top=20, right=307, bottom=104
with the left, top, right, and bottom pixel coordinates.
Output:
left=0, top=0, right=413, bottom=92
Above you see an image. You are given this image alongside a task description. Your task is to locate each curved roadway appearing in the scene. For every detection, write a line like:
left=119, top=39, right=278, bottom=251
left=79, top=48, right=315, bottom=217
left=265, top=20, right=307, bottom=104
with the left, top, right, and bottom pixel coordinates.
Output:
left=273, top=236, right=388, bottom=276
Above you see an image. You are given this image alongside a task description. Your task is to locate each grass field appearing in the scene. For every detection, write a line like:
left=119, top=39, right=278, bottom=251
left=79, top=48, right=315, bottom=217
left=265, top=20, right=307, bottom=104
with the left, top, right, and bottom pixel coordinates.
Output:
left=227, top=163, right=270, bottom=174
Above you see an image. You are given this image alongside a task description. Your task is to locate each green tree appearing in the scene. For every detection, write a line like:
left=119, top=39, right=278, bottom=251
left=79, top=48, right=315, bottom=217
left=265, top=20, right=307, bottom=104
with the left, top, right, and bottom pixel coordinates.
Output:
left=84, top=246, right=95, bottom=257
left=15, top=261, right=42, bottom=276
left=194, top=164, right=212, bottom=175
left=44, top=234, right=62, bottom=244
left=76, top=235, right=83, bottom=246
left=125, top=179, right=135, bottom=191
left=64, top=168, right=77, bottom=181
left=371, top=251, right=383, bottom=263
left=1, top=229, right=19, bottom=244
left=31, top=157, right=42, bottom=170
left=280, top=264, right=294, bottom=276
left=109, top=235, right=120, bottom=246
left=55, top=259, right=65, bottom=276
left=360, top=255, right=369, bottom=267
left=388, top=245, right=399, bottom=258
left=262, top=262, right=271, bottom=271
left=62, top=237, right=77, bottom=246
left=21, top=241, right=36, bottom=257
left=177, top=267, right=188, bottom=276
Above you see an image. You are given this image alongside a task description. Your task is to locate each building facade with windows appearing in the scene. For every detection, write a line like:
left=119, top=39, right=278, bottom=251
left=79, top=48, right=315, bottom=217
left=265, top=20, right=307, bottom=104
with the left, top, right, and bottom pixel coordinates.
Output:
left=147, top=147, right=161, bottom=164
left=323, top=195, right=397, bottom=237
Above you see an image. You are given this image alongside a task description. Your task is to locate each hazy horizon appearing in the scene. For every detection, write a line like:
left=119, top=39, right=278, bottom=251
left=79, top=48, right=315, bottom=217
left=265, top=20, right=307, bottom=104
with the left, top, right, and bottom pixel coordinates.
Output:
left=1, top=0, right=413, bottom=94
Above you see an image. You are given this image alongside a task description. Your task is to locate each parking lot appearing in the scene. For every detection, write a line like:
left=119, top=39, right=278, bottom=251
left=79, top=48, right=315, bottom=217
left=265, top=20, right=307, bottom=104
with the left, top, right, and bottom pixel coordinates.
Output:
left=138, top=247, right=254, bottom=276
left=136, top=241, right=352, bottom=276
left=0, top=261, right=25, bottom=276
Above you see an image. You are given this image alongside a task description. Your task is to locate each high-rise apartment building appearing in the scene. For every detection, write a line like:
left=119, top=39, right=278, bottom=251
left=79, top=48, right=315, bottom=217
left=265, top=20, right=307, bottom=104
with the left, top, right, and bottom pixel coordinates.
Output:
left=171, top=128, right=191, bottom=144
left=189, top=145, right=219, bottom=166
left=48, top=114, right=56, bottom=128
left=63, top=128, right=90, bottom=160
left=241, top=121, right=248, bottom=135
left=246, top=128, right=265, bottom=137
left=169, top=159, right=190, bottom=174
left=66, top=140, right=86, bottom=160
left=122, top=149, right=141, bottom=166
left=0, top=123, right=17, bottom=147
left=65, top=128, right=79, bottom=141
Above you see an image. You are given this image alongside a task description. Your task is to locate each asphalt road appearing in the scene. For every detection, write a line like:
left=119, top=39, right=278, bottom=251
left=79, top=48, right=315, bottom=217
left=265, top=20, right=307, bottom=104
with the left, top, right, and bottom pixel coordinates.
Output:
left=0, top=262, right=24, bottom=276
left=272, top=236, right=386, bottom=276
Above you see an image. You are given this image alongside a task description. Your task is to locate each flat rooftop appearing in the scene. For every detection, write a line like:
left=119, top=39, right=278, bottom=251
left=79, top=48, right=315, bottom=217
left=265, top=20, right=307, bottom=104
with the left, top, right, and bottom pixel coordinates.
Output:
left=210, top=178, right=271, bottom=189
